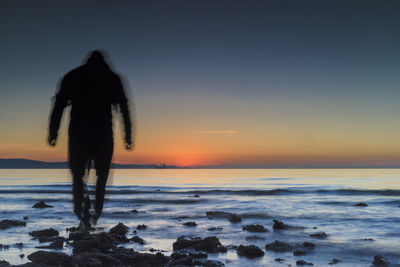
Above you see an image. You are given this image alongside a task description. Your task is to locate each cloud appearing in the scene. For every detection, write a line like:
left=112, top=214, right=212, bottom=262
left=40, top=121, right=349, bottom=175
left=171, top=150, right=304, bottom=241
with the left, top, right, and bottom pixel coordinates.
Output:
left=193, top=130, right=238, bottom=137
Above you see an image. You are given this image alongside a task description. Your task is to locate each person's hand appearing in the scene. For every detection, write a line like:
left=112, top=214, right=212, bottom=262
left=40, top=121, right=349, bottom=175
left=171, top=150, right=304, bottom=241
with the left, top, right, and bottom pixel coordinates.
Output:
left=48, top=135, right=57, bottom=147
left=125, top=138, right=134, bottom=151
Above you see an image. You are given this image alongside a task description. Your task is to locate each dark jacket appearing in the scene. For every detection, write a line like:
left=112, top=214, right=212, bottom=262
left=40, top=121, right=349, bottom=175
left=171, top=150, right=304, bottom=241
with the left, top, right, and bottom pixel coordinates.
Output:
left=49, top=60, right=131, bottom=141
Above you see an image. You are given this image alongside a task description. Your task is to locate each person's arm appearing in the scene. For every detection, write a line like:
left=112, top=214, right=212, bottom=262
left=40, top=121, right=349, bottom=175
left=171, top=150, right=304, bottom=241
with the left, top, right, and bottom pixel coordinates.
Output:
left=48, top=76, right=70, bottom=146
left=115, top=77, right=133, bottom=150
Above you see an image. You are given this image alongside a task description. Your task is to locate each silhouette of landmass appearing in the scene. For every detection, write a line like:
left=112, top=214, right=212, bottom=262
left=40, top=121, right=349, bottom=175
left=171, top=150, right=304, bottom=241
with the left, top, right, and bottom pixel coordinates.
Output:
left=0, top=159, right=179, bottom=169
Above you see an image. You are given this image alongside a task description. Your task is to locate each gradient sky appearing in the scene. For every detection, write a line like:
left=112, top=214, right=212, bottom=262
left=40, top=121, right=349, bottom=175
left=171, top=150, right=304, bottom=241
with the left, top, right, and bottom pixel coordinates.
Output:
left=1, top=0, right=400, bottom=167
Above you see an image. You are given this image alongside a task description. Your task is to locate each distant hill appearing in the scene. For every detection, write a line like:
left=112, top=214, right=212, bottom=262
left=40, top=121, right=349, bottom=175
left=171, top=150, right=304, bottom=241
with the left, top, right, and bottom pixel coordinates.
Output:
left=0, top=158, right=179, bottom=169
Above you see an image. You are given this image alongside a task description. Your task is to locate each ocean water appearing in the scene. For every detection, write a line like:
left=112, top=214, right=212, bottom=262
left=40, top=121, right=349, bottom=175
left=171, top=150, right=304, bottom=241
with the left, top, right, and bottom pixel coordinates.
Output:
left=0, top=169, right=400, bottom=266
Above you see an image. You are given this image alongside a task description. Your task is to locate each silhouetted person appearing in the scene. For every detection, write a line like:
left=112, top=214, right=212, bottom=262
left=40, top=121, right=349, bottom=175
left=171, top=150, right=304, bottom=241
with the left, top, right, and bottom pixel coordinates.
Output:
left=48, top=50, right=133, bottom=228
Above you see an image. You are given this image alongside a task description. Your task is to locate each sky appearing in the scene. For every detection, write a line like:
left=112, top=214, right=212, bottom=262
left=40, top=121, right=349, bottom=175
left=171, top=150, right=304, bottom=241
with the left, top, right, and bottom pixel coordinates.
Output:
left=1, top=0, right=400, bottom=167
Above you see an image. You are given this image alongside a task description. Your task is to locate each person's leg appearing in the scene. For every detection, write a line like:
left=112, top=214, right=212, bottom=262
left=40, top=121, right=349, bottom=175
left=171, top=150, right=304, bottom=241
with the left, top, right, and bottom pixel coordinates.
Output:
left=68, top=137, right=89, bottom=220
left=93, top=136, right=113, bottom=219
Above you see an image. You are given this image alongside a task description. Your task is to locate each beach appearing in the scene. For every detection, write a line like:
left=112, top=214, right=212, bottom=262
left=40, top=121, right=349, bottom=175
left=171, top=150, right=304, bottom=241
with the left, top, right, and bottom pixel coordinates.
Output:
left=0, top=169, right=400, bottom=266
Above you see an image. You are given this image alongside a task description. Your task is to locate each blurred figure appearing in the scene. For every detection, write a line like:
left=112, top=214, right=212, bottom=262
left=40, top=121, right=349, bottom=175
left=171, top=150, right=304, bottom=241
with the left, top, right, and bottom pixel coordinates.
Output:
left=48, top=50, right=133, bottom=229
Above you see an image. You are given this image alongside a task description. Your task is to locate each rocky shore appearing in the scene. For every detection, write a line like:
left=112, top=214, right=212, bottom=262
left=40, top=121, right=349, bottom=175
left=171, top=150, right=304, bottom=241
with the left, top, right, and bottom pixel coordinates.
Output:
left=0, top=210, right=396, bottom=267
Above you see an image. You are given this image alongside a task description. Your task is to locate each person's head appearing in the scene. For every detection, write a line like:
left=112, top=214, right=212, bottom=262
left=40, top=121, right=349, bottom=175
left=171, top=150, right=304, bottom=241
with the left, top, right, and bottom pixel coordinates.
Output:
left=86, top=50, right=105, bottom=64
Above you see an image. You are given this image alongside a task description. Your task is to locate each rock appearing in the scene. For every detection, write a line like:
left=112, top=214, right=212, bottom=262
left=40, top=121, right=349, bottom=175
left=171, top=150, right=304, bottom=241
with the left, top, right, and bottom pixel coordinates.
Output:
left=202, top=260, right=225, bottom=266
left=109, top=222, right=129, bottom=236
left=237, top=245, right=265, bottom=258
left=131, top=209, right=138, bottom=213
left=15, top=242, right=23, bottom=249
left=275, top=258, right=285, bottom=262
left=329, top=259, right=341, bottom=265
left=36, top=238, right=64, bottom=249
left=0, top=219, right=26, bottom=230
left=137, top=224, right=147, bottom=230
left=169, top=254, right=195, bottom=266
left=23, top=216, right=28, bottom=220
left=362, top=238, right=374, bottom=241
left=173, top=236, right=227, bottom=253
left=192, top=194, right=200, bottom=198
left=29, top=228, right=59, bottom=238
left=301, top=242, right=315, bottom=249
left=228, top=214, right=242, bottom=223
left=355, top=202, right=368, bottom=207
left=206, top=211, right=241, bottom=223
left=296, top=259, right=313, bottom=266
left=265, top=240, right=293, bottom=252
left=293, top=250, right=307, bottom=256
left=27, top=250, right=70, bottom=265
left=183, top=221, right=197, bottom=226
left=0, top=260, right=9, bottom=267
left=131, top=236, right=145, bottom=245
left=32, top=201, right=53, bottom=208
left=19, top=254, right=24, bottom=259
left=273, top=219, right=304, bottom=230
left=189, top=251, right=208, bottom=259
left=207, top=227, right=223, bottom=231
left=73, top=232, right=116, bottom=253
left=245, top=235, right=266, bottom=240
left=242, top=224, right=268, bottom=232
left=372, top=255, right=389, bottom=267
left=310, top=232, right=328, bottom=239
left=3, top=245, right=9, bottom=249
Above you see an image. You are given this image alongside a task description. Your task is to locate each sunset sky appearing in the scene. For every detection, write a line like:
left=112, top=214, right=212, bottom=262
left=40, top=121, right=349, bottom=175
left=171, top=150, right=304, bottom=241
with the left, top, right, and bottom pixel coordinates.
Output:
left=1, top=1, right=400, bottom=167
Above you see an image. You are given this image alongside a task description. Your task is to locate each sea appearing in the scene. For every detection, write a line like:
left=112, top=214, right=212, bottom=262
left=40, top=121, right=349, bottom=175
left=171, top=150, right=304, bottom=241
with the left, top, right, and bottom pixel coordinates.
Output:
left=0, top=169, right=400, bottom=266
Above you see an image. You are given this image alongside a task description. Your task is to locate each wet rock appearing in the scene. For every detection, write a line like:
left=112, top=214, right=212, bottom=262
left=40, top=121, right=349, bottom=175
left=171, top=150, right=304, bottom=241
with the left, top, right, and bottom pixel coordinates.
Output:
left=296, top=259, right=313, bottom=266
left=171, top=256, right=195, bottom=266
left=293, top=250, right=307, bottom=256
left=130, top=252, right=169, bottom=266
left=245, top=235, right=266, bottom=240
left=275, top=258, right=285, bottom=262
left=228, top=214, right=242, bottom=223
left=202, top=260, right=225, bottom=266
left=137, top=224, right=148, bottom=230
left=242, top=224, right=268, bottom=232
left=131, top=209, right=138, bottom=213
left=183, top=221, right=197, bottom=226
left=189, top=251, right=208, bottom=259
left=329, top=259, right=341, bottom=265
left=273, top=220, right=305, bottom=230
left=27, top=250, right=70, bottom=265
left=265, top=240, right=293, bottom=252
left=372, top=255, right=389, bottom=267
left=206, top=211, right=241, bottom=223
left=0, top=260, right=9, bottom=267
left=192, top=194, right=200, bottom=198
left=362, top=238, right=374, bottom=241
left=3, top=245, right=9, bottom=249
left=237, top=245, right=265, bottom=259
left=23, top=216, right=28, bottom=220
left=173, top=236, right=227, bottom=253
left=29, top=228, right=59, bottom=238
left=0, top=219, right=26, bottom=230
left=310, top=232, right=328, bottom=239
left=207, top=227, right=223, bottom=231
left=36, top=238, right=64, bottom=249
left=73, top=232, right=116, bottom=253
left=355, top=202, right=368, bottom=207
left=15, top=242, right=23, bottom=249
left=131, top=236, right=145, bottom=245
left=109, top=222, right=129, bottom=236
left=32, top=201, right=53, bottom=208
left=19, top=254, right=24, bottom=259
left=301, top=242, right=315, bottom=249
